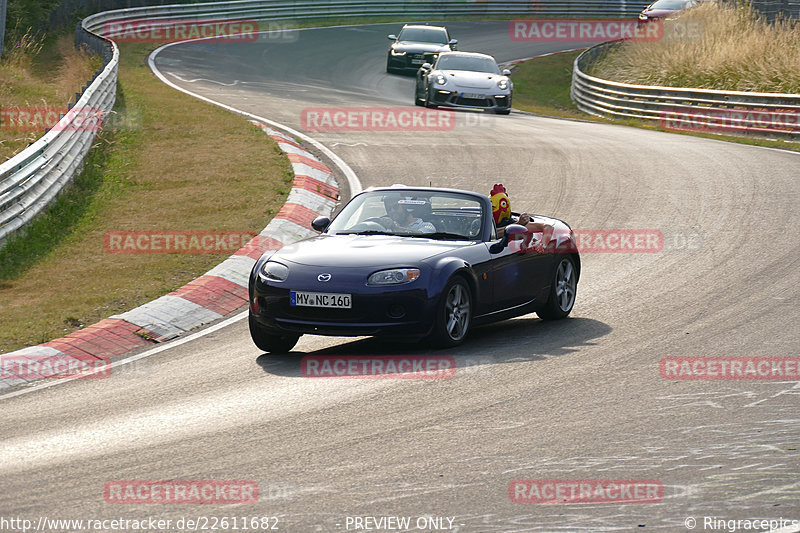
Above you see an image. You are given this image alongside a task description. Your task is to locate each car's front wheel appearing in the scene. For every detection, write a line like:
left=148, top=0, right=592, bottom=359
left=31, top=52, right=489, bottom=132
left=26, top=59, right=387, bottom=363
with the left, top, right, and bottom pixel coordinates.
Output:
left=430, top=277, right=472, bottom=347
left=537, top=255, right=578, bottom=320
left=249, top=314, right=300, bottom=353
left=414, top=81, right=425, bottom=106
left=424, top=87, right=438, bottom=109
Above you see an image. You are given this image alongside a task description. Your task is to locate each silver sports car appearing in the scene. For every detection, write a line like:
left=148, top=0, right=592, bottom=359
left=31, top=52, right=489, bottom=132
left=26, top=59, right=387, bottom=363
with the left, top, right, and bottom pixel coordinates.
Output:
left=414, top=51, right=513, bottom=115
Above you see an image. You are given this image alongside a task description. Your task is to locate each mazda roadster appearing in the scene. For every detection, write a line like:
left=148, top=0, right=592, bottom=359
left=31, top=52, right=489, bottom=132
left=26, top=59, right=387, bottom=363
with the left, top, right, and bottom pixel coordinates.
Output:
left=248, top=186, right=579, bottom=353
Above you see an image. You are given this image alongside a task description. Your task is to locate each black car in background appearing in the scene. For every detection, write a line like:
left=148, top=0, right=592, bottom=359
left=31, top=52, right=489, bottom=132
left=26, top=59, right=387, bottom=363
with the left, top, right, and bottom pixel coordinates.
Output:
left=386, top=24, right=458, bottom=73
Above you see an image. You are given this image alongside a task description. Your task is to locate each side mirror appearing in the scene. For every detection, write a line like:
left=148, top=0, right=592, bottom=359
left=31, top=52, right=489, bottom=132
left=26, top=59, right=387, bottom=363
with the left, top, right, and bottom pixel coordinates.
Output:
left=388, top=34, right=397, bottom=40
left=502, top=69, right=511, bottom=76
left=311, top=216, right=330, bottom=232
left=449, top=39, right=458, bottom=46
left=489, top=235, right=509, bottom=254
left=420, top=62, right=432, bottom=71
left=488, top=224, right=526, bottom=253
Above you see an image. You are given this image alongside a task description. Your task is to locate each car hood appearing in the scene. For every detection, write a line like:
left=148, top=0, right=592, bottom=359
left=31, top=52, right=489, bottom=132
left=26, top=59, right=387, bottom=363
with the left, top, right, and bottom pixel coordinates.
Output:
left=393, top=41, right=450, bottom=53
left=437, top=70, right=505, bottom=89
left=271, top=234, right=474, bottom=268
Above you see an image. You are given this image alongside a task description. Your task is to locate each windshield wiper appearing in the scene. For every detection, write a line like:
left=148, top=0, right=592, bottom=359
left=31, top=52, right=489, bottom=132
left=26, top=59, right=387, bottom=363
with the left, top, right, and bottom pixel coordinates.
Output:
left=408, top=232, right=469, bottom=240
left=336, top=230, right=395, bottom=236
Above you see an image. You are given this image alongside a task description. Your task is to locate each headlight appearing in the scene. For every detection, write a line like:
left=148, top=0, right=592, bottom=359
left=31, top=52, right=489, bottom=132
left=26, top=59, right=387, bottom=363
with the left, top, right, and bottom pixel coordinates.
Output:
left=497, top=79, right=509, bottom=90
left=260, top=261, right=289, bottom=281
left=435, top=74, right=447, bottom=85
left=391, top=49, right=406, bottom=56
left=367, top=268, right=421, bottom=286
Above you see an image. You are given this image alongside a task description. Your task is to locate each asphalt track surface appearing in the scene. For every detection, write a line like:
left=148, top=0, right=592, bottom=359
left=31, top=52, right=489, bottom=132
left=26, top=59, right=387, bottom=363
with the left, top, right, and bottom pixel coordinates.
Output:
left=1, top=21, right=799, bottom=533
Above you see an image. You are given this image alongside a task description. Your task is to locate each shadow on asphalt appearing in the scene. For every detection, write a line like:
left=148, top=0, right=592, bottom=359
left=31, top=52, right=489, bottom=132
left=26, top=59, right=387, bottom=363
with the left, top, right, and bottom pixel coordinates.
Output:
left=255, top=315, right=611, bottom=377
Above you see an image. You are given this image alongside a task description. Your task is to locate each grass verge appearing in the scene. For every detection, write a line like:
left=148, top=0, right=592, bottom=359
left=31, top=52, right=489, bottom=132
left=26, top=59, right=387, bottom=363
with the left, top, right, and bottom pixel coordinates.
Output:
left=0, top=42, right=292, bottom=353
left=585, top=3, right=800, bottom=93
left=0, top=31, right=103, bottom=160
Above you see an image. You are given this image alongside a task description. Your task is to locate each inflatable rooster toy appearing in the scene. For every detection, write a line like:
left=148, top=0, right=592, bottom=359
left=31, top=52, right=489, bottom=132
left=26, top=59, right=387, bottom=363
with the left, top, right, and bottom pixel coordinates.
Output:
left=490, top=184, right=512, bottom=227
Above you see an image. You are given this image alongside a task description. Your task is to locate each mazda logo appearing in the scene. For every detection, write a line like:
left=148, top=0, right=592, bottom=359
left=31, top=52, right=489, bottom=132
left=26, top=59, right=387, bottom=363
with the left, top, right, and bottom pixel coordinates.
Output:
left=317, top=273, right=332, bottom=282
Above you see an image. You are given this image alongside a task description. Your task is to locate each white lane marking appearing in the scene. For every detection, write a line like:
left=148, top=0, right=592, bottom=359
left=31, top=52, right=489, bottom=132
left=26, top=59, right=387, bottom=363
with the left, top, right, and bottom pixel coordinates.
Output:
left=166, top=72, right=242, bottom=86
left=0, top=311, right=248, bottom=402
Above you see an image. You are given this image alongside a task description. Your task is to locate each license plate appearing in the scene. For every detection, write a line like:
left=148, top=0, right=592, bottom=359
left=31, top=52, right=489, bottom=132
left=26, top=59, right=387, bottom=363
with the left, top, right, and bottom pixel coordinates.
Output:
left=411, top=58, right=424, bottom=64
left=291, top=291, right=352, bottom=309
left=462, top=92, right=484, bottom=99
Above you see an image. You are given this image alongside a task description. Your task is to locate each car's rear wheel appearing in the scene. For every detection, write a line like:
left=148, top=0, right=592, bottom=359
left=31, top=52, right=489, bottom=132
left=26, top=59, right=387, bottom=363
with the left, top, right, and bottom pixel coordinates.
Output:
left=537, top=255, right=577, bottom=320
left=430, top=277, right=472, bottom=347
left=249, top=314, right=300, bottom=353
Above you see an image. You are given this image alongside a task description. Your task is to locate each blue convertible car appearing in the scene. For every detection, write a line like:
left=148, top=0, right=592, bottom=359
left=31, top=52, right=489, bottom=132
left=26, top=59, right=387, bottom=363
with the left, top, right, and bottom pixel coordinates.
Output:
left=248, top=186, right=580, bottom=353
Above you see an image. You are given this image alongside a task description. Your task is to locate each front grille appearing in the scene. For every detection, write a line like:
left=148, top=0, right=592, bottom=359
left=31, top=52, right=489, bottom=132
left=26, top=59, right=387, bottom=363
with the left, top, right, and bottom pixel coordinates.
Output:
left=455, top=97, right=490, bottom=107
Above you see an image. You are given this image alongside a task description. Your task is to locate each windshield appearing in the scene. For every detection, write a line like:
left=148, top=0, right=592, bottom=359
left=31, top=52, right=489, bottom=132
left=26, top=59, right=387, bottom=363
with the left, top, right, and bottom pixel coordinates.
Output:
left=327, top=190, right=484, bottom=240
left=648, top=0, right=689, bottom=9
left=435, top=55, right=500, bottom=74
left=397, top=27, right=449, bottom=44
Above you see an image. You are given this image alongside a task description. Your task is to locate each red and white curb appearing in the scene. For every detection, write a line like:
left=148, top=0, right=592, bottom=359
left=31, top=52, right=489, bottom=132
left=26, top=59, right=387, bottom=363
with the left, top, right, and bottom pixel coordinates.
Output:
left=0, top=123, right=339, bottom=390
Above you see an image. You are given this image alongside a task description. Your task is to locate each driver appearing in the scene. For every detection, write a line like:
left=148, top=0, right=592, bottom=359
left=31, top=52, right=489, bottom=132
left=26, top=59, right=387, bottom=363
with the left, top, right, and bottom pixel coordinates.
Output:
left=381, top=196, right=436, bottom=234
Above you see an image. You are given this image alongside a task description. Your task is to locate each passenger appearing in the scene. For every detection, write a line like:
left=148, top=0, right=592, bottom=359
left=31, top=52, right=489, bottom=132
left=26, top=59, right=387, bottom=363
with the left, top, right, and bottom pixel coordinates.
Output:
left=490, top=183, right=552, bottom=240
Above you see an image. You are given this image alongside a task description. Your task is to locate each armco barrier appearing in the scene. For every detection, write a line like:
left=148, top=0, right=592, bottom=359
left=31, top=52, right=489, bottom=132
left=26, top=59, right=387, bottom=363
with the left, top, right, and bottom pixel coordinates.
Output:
left=0, top=0, right=654, bottom=248
left=571, top=41, right=800, bottom=139
left=0, top=27, right=116, bottom=249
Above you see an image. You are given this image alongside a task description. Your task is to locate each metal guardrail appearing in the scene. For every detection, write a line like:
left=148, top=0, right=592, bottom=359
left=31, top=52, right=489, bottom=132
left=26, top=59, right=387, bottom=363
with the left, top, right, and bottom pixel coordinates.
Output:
left=0, top=27, right=117, bottom=248
left=1, top=0, right=656, bottom=249
left=571, top=41, right=800, bottom=139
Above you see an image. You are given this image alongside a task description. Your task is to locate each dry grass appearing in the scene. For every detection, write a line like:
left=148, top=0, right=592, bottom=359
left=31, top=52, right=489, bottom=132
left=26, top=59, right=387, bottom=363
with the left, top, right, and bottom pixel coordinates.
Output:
left=586, top=2, right=800, bottom=93
left=0, top=42, right=292, bottom=352
left=0, top=32, right=103, bottom=160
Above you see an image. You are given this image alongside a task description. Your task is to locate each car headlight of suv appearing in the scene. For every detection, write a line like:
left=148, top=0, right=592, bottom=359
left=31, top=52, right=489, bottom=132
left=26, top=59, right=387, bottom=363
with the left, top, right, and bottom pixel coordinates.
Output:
left=391, top=48, right=407, bottom=56
left=260, top=261, right=289, bottom=281
left=434, top=74, right=447, bottom=85
left=367, top=268, right=421, bottom=286
left=497, top=78, right=509, bottom=90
